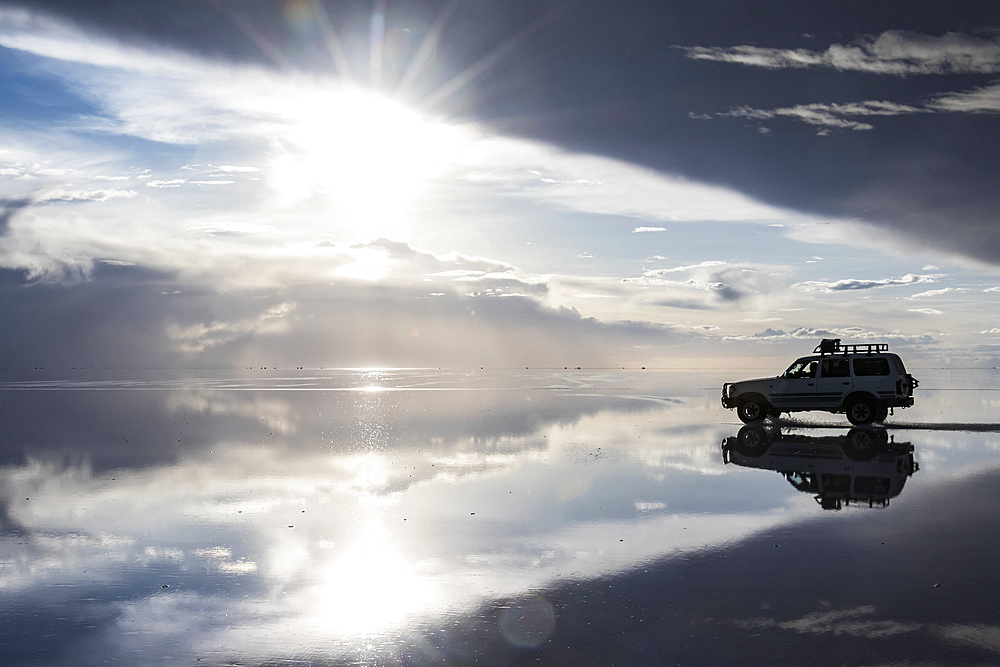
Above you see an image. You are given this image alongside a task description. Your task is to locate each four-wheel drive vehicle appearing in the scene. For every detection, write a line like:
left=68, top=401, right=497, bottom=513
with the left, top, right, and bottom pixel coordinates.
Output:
left=721, top=339, right=918, bottom=425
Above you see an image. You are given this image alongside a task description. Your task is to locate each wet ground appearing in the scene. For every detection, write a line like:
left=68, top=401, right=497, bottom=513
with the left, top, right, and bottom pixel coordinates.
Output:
left=1, top=366, right=999, bottom=665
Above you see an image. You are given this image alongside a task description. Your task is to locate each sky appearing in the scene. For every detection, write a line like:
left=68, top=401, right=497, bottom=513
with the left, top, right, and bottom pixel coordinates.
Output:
left=1, top=0, right=999, bottom=369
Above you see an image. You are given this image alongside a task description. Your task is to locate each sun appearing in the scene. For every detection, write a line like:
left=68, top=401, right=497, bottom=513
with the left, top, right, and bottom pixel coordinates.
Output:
left=269, top=87, right=464, bottom=238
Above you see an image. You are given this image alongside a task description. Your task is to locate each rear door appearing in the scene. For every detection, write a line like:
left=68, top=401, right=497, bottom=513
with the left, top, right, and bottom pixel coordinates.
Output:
left=815, top=357, right=852, bottom=408
left=852, top=355, right=895, bottom=400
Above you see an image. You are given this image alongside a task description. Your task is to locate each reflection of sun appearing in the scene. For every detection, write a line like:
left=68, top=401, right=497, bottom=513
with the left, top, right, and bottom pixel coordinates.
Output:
left=309, top=521, right=437, bottom=636
left=269, top=88, right=464, bottom=238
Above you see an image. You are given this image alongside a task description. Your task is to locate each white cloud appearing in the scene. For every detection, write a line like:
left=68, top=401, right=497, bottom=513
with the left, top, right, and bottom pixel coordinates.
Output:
left=722, top=100, right=926, bottom=131
left=930, top=82, right=1000, bottom=113
left=678, top=30, right=1000, bottom=75
left=907, top=308, right=944, bottom=315
left=632, top=226, right=668, bottom=233
left=909, top=288, right=962, bottom=299
left=623, top=261, right=788, bottom=308
left=793, top=274, right=936, bottom=293
left=459, top=135, right=809, bottom=224
left=684, top=31, right=1000, bottom=130
left=146, top=179, right=187, bottom=188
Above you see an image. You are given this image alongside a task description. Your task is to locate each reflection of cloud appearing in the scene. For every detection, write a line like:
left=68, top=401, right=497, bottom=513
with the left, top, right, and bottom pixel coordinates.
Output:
left=938, top=624, right=1000, bottom=654
left=734, top=605, right=921, bottom=638
left=0, top=378, right=793, bottom=661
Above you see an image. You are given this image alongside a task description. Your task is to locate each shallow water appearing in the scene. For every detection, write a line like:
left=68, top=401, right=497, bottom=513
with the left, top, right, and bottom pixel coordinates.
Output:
left=1, top=367, right=999, bottom=664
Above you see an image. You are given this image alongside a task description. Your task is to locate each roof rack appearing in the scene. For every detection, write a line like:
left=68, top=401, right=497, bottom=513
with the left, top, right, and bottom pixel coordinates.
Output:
left=813, top=339, right=889, bottom=356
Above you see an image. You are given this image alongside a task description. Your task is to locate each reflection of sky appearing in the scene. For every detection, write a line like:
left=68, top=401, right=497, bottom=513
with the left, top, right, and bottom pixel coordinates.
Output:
left=1, top=369, right=1000, bottom=662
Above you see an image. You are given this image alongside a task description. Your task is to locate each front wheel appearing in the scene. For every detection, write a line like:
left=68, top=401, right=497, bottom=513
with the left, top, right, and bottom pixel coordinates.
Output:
left=735, top=424, right=771, bottom=455
left=737, top=398, right=768, bottom=423
left=846, top=395, right=878, bottom=425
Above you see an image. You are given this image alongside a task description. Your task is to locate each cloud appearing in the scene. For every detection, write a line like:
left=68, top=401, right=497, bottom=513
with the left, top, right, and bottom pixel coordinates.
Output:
left=683, top=31, right=1000, bottom=131
left=929, top=82, right=1000, bottom=113
left=909, top=288, right=959, bottom=298
left=0, top=263, right=693, bottom=368
left=677, top=30, right=1000, bottom=76
left=459, top=135, right=808, bottom=225
left=725, top=327, right=936, bottom=348
left=716, top=85, right=1000, bottom=131
left=720, top=100, right=926, bottom=131
left=624, top=261, right=787, bottom=309
left=0, top=197, right=32, bottom=235
left=632, top=226, right=667, bottom=233
left=793, top=274, right=936, bottom=293
left=0, top=11, right=828, bottom=296
left=166, top=302, right=296, bottom=354
left=907, top=308, right=944, bottom=315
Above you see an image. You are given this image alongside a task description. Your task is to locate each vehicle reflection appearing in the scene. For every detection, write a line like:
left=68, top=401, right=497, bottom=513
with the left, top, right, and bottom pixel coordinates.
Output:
left=722, top=425, right=919, bottom=510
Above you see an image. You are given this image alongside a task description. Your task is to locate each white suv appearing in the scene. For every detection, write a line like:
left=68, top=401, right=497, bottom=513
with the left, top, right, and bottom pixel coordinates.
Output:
left=721, top=339, right=918, bottom=425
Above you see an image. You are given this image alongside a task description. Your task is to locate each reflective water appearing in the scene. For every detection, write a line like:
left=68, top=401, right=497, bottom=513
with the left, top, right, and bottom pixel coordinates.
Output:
left=2, top=367, right=999, bottom=665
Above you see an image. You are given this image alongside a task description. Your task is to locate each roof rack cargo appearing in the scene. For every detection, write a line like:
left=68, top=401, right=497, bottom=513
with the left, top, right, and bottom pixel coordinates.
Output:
left=813, top=339, right=889, bottom=355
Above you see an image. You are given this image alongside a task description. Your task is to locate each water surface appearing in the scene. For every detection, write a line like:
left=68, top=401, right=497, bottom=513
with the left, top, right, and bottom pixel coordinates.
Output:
left=2, top=367, right=999, bottom=664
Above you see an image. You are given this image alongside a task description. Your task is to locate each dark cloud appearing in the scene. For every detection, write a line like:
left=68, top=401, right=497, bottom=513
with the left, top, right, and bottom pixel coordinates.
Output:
left=0, top=197, right=32, bottom=235
left=0, top=266, right=688, bottom=369
left=6, top=1, right=1000, bottom=266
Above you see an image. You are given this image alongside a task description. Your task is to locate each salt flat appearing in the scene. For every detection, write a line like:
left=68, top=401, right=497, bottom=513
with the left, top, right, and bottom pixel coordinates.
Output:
left=1, top=367, right=999, bottom=664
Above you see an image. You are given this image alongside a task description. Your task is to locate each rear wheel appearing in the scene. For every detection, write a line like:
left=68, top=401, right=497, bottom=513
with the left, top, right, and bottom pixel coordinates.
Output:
left=737, top=397, right=768, bottom=423
left=846, top=395, right=878, bottom=425
left=845, top=428, right=882, bottom=460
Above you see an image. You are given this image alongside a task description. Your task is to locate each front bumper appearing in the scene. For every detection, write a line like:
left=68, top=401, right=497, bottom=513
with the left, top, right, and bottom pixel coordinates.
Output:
left=721, top=383, right=737, bottom=409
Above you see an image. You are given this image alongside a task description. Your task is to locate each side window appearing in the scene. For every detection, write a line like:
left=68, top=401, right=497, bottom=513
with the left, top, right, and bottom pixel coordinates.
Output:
left=853, top=357, right=890, bottom=376
left=785, top=359, right=818, bottom=379
left=821, top=359, right=850, bottom=378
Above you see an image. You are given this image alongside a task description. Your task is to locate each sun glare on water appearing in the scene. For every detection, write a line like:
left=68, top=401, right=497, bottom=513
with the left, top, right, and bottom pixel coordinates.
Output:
left=270, top=88, right=465, bottom=238
left=308, top=521, right=438, bottom=636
